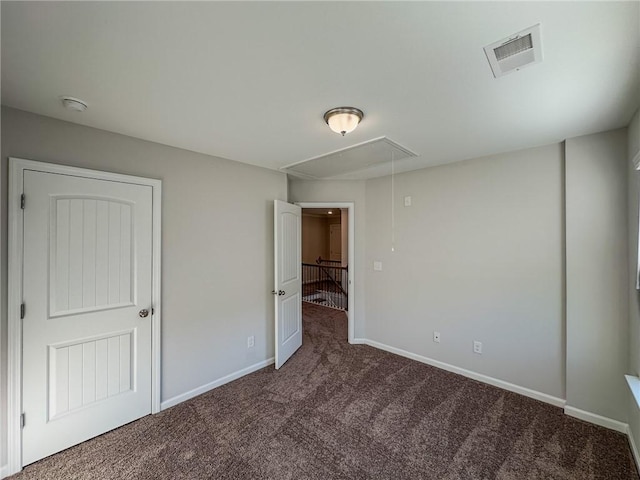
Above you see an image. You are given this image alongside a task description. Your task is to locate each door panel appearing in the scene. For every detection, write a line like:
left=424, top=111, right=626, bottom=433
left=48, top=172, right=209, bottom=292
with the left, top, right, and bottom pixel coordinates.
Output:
left=274, top=200, right=301, bottom=369
left=22, top=170, right=153, bottom=465
left=48, top=331, right=133, bottom=420
left=50, top=198, right=134, bottom=316
left=280, top=293, right=301, bottom=343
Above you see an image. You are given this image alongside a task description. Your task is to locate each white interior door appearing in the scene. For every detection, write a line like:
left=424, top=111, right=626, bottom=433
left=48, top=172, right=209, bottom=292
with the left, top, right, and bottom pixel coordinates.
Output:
left=22, top=170, right=153, bottom=465
left=274, top=200, right=302, bottom=369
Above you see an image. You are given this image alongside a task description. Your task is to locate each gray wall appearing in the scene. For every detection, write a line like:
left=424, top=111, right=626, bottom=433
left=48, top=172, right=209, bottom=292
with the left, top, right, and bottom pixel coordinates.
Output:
left=291, top=132, right=631, bottom=415
left=2, top=106, right=634, bottom=468
left=565, top=128, right=629, bottom=422
left=288, top=179, right=367, bottom=339
left=365, top=144, right=566, bottom=398
left=628, top=108, right=640, bottom=443
left=0, top=107, right=287, bottom=466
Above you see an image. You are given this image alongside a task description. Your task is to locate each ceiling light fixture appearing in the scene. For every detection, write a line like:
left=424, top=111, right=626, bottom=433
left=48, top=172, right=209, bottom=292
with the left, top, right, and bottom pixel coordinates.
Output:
left=328, top=211, right=333, bottom=214
left=323, top=107, right=363, bottom=136
left=60, top=96, right=88, bottom=112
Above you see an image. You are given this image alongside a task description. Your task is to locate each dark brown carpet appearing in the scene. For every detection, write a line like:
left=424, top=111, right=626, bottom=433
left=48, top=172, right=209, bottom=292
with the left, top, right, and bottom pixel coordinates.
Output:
left=11, top=303, right=638, bottom=479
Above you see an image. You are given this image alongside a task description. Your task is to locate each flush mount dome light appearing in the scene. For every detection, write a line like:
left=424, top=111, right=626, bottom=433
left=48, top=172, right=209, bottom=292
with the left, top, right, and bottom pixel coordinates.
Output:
left=60, top=96, right=88, bottom=112
left=324, top=107, right=363, bottom=136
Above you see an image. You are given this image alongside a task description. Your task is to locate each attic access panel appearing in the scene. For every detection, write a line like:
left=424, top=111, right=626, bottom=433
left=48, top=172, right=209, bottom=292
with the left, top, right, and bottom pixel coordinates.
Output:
left=484, top=24, right=543, bottom=78
left=284, top=137, right=417, bottom=179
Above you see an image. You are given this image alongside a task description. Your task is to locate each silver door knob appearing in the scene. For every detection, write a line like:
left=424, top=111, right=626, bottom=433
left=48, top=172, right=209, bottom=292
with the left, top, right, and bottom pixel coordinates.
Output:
left=139, top=309, right=149, bottom=318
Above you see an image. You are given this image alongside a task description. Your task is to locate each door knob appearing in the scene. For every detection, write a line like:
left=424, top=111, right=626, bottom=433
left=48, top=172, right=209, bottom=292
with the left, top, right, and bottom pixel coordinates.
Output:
left=139, top=309, right=149, bottom=318
left=279, top=290, right=285, bottom=296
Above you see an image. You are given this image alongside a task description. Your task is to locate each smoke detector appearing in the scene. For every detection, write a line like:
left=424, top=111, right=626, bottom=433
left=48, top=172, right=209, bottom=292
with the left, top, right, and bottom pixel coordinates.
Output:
left=484, top=24, right=542, bottom=78
left=60, top=96, right=88, bottom=112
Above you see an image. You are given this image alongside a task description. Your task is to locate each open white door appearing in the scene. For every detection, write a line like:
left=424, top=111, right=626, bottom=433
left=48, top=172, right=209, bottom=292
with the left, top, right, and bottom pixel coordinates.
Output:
left=274, top=200, right=302, bottom=369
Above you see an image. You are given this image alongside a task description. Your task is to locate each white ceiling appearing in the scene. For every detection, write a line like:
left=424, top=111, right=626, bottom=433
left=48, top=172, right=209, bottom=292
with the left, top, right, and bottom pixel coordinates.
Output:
left=2, top=2, right=639, bottom=179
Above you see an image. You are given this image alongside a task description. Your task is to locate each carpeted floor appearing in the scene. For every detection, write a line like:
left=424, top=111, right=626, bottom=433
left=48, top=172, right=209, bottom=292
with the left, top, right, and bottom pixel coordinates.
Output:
left=11, top=303, right=639, bottom=479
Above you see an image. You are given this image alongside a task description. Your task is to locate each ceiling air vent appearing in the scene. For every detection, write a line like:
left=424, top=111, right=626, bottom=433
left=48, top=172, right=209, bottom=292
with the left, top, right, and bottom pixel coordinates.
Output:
left=484, top=24, right=542, bottom=78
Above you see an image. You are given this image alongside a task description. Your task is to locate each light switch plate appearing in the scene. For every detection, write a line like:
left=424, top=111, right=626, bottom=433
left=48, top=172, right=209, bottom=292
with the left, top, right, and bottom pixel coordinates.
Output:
left=404, top=196, right=412, bottom=207
left=373, top=261, right=383, bottom=271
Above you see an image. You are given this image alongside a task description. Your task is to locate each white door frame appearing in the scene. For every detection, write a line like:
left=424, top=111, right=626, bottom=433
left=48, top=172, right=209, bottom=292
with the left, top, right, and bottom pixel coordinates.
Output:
left=297, top=202, right=355, bottom=343
left=7, top=158, right=162, bottom=475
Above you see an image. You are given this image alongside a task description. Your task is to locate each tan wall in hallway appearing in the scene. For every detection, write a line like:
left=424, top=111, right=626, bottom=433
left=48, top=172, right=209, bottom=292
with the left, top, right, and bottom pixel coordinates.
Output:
left=302, top=215, right=329, bottom=263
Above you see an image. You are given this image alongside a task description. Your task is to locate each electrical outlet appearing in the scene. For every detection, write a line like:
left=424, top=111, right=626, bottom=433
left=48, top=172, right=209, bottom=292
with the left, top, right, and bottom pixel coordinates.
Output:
left=473, top=341, right=482, bottom=354
left=247, top=335, right=255, bottom=348
left=433, top=331, right=441, bottom=343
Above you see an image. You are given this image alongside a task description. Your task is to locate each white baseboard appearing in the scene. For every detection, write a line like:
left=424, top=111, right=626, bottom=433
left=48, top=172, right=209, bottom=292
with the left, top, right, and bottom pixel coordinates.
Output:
left=0, top=464, right=9, bottom=479
left=362, top=338, right=566, bottom=408
left=350, top=338, right=367, bottom=345
left=160, top=357, right=275, bottom=411
left=628, top=424, right=640, bottom=474
left=564, top=406, right=628, bottom=433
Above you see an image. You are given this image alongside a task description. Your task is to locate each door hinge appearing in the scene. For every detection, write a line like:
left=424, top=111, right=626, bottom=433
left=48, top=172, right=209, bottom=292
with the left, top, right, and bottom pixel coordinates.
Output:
left=21, top=193, right=25, bottom=209
left=20, top=303, right=25, bottom=320
left=20, top=413, right=25, bottom=428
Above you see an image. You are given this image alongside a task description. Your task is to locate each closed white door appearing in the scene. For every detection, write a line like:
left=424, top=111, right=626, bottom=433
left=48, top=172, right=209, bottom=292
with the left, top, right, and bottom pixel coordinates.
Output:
left=274, top=200, right=302, bottom=369
left=22, top=170, right=153, bottom=465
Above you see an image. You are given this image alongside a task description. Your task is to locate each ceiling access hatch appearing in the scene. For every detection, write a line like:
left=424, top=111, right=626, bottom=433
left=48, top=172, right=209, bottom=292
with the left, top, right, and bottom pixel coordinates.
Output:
left=283, top=137, right=418, bottom=179
left=484, top=24, right=543, bottom=78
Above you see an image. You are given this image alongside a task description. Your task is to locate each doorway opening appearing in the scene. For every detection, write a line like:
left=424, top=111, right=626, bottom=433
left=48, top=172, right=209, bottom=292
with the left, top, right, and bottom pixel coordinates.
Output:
left=297, top=202, right=355, bottom=343
left=301, top=208, right=348, bottom=311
